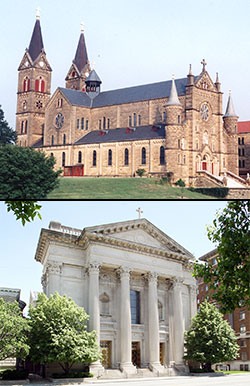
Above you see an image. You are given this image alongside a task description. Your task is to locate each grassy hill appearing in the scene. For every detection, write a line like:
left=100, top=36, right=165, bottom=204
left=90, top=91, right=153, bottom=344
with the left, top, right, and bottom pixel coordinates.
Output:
left=47, top=177, right=214, bottom=199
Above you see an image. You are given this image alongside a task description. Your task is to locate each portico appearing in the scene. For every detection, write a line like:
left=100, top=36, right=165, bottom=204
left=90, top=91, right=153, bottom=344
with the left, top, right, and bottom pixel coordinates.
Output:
left=35, top=218, right=197, bottom=377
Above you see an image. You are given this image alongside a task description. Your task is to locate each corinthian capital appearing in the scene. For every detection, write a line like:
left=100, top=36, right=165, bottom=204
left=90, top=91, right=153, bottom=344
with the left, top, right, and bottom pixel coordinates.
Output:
left=147, top=272, right=158, bottom=284
left=173, top=277, right=184, bottom=289
left=46, top=260, right=62, bottom=275
left=117, top=266, right=131, bottom=280
left=88, top=261, right=101, bottom=274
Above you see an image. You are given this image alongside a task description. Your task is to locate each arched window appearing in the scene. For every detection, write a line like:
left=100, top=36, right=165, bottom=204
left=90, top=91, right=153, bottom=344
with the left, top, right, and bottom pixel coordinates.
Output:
left=50, top=153, right=54, bottom=158
left=108, top=149, right=112, bottom=166
left=129, top=116, right=132, bottom=127
left=183, top=155, right=186, bottom=164
left=93, top=150, right=97, bottom=167
left=141, top=147, right=146, bottom=165
left=178, top=139, right=181, bottom=149
left=163, top=111, right=166, bottom=122
left=63, top=134, right=66, bottom=145
left=103, top=117, right=106, bottom=130
left=138, top=115, right=142, bottom=126
left=35, top=77, right=45, bottom=92
left=133, top=113, right=137, bottom=127
left=178, top=154, right=181, bottom=164
left=62, top=152, right=66, bottom=167
left=178, top=115, right=181, bottom=124
left=99, top=120, right=102, bottom=130
left=21, top=121, right=24, bottom=134
left=181, top=138, right=185, bottom=150
left=23, top=77, right=30, bottom=92
left=35, top=79, right=39, bottom=91
left=158, top=301, right=163, bottom=320
left=24, top=120, right=28, bottom=134
left=41, top=80, right=45, bottom=93
left=107, top=119, right=110, bottom=129
left=86, top=120, right=89, bottom=130
left=51, top=135, right=54, bottom=145
left=81, top=117, right=84, bottom=130
left=78, top=151, right=82, bottom=163
left=124, top=148, right=129, bottom=165
left=160, top=146, right=165, bottom=165
left=100, top=292, right=110, bottom=315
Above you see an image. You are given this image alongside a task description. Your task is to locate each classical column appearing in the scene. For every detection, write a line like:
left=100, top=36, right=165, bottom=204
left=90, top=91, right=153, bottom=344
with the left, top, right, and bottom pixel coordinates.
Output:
left=147, top=272, right=164, bottom=373
left=173, top=278, right=185, bottom=368
left=88, top=262, right=104, bottom=376
left=189, top=284, right=197, bottom=324
left=45, top=260, right=62, bottom=295
left=118, top=266, right=136, bottom=374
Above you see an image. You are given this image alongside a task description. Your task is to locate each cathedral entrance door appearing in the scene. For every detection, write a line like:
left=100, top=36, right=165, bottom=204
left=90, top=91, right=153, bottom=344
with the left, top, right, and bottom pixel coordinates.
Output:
left=100, top=341, right=112, bottom=369
left=160, top=342, right=165, bottom=365
left=131, top=342, right=140, bottom=368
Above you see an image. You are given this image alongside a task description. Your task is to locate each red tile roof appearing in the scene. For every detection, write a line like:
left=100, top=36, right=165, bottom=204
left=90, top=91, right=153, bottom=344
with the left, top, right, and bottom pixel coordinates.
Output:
left=238, top=121, right=250, bottom=133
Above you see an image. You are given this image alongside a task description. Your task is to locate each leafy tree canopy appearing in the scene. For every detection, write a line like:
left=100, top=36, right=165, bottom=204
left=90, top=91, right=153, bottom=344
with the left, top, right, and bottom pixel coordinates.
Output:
left=184, top=301, right=239, bottom=371
left=5, top=201, right=42, bottom=225
left=194, top=200, right=250, bottom=313
left=0, top=105, right=17, bottom=145
left=28, top=293, right=101, bottom=375
left=0, top=298, right=30, bottom=361
left=0, top=146, right=61, bottom=199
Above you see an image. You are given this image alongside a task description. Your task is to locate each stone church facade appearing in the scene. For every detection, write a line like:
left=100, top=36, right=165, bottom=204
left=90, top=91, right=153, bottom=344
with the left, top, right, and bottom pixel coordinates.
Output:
left=35, top=218, right=197, bottom=377
left=16, top=13, right=239, bottom=186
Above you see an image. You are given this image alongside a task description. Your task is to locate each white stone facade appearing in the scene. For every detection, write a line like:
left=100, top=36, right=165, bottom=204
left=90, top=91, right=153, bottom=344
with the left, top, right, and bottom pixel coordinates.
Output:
left=35, top=219, right=197, bottom=376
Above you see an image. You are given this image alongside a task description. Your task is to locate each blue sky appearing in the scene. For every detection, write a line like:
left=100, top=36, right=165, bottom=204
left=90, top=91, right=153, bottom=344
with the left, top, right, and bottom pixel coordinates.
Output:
left=1, top=0, right=250, bottom=128
left=0, top=200, right=227, bottom=311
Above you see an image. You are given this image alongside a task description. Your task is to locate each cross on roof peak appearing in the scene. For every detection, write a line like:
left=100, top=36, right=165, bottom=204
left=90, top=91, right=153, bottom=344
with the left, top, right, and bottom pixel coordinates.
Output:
left=136, top=207, right=143, bottom=219
left=81, top=22, right=85, bottom=33
left=201, top=59, right=207, bottom=72
left=36, top=6, right=40, bottom=19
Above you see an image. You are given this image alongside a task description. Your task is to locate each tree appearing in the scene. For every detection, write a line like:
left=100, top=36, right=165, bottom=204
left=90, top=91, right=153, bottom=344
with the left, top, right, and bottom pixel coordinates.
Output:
left=0, top=298, right=30, bottom=361
left=194, top=200, right=250, bottom=313
left=5, top=201, right=42, bottom=225
left=0, top=146, right=61, bottom=199
left=184, top=301, right=239, bottom=371
left=28, top=293, right=101, bottom=375
left=0, top=106, right=17, bottom=145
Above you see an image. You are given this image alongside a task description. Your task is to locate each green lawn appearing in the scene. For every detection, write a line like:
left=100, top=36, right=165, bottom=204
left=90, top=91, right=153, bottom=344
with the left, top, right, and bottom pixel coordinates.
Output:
left=47, top=177, right=214, bottom=199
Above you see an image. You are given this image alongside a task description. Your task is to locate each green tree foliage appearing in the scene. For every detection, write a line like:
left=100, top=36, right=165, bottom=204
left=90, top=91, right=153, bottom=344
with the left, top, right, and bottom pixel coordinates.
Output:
left=0, top=298, right=30, bottom=361
left=194, top=201, right=250, bottom=313
left=184, top=301, right=239, bottom=371
left=5, top=201, right=42, bottom=225
left=28, top=293, right=101, bottom=375
left=0, top=146, right=61, bottom=199
left=0, top=106, right=17, bottom=145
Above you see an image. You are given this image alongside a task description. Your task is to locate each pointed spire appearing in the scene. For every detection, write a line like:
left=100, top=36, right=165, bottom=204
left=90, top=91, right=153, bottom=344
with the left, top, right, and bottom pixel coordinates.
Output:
left=166, top=74, right=181, bottom=106
left=73, top=23, right=88, bottom=74
left=224, top=90, right=237, bottom=117
left=189, top=64, right=193, bottom=76
left=216, top=72, right=220, bottom=83
left=28, top=12, right=44, bottom=62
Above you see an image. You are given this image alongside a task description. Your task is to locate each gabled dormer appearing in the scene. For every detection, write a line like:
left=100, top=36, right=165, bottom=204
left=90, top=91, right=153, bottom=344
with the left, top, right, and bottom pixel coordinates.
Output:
left=194, top=60, right=217, bottom=92
left=65, top=23, right=91, bottom=91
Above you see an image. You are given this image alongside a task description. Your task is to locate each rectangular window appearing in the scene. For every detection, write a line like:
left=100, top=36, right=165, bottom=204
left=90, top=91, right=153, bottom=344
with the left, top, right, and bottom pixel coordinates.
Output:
left=130, top=290, right=140, bottom=324
left=205, top=284, right=208, bottom=291
left=77, top=119, right=80, bottom=129
left=81, top=117, right=84, bottom=130
left=240, top=311, right=245, bottom=320
left=240, top=325, right=246, bottom=333
left=238, top=137, right=241, bottom=145
left=241, top=352, right=247, bottom=361
left=240, top=339, right=246, bottom=347
left=242, top=137, right=245, bottom=145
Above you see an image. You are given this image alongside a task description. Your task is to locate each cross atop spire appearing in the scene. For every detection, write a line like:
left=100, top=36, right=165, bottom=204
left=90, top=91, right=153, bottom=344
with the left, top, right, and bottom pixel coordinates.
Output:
left=36, top=6, right=40, bottom=20
left=136, top=207, right=143, bottom=219
left=81, top=22, right=85, bottom=33
left=201, top=59, right=207, bottom=72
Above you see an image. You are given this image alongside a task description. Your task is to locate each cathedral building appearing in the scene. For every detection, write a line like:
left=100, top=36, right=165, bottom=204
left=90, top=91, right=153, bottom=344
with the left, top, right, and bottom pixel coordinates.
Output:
left=35, top=218, right=197, bottom=377
left=16, top=13, right=241, bottom=186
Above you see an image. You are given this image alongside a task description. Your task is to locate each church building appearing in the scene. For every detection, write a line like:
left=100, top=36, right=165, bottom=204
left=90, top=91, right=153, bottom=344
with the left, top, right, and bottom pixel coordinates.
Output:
left=16, top=12, right=240, bottom=187
left=35, top=218, right=197, bottom=377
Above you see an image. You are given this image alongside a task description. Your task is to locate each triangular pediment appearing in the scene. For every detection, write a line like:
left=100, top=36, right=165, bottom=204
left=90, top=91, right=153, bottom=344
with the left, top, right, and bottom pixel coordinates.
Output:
left=195, top=71, right=217, bottom=92
left=33, top=52, right=52, bottom=71
left=65, top=63, right=81, bottom=81
left=18, top=51, right=33, bottom=70
left=83, top=219, right=193, bottom=259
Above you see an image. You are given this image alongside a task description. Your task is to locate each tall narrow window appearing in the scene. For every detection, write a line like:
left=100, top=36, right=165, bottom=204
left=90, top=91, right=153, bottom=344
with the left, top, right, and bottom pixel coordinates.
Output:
left=103, top=117, right=106, bottom=130
left=62, top=152, right=66, bottom=167
left=35, top=79, right=40, bottom=91
left=239, top=160, right=241, bottom=168
left=25, top=120, right=28, bottom=134
left=86, top=120, right=89, bottom=130
left=133, top=113, right=137, bottom=127
left=41, top=80, right=45, bottom=93
left=108, top=149, right=112, bottom=166
left=99, top=120, right=102, bottom=130
left=93, top=150, right=97, bottom=167
left=21, top=121, right=24, bottom=134
left=63, top=134, right=66, bottom=145
left=78, top=151, right=82, bottom=163
left=77, top=119, right=80, bottom=129
left=51, top=135, right=54, bottom=145
left=141, top=147, right=146, bottom=165
left=124, top=148, right=129, bottom=165
left=242, top=137, right=245, bottom=145
left=160, top=146, right=165, bottom=165
left=81, top=117, right=84, bottom=130
left=23, top=77, right=30, bottom=92
left=107, top=119, right=110, bottom=129
left=130, top=290, right=140, bottom=324
left=183, top=155, right=186, bottom=164
left=129, top=116, right=132, bottom=127
left=163, top=111, right=166, bottom=122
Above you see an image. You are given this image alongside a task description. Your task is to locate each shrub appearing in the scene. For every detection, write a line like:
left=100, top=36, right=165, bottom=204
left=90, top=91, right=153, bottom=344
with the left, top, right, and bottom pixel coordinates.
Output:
left=52, top=371, right=94, bottom=378
left=1, top=369, right=29, bottom=380
left=175, top=178, right=185, bottom=187
left=136, top=169, right=146, bottom=177
left=188, top=187, right=229, bottom=198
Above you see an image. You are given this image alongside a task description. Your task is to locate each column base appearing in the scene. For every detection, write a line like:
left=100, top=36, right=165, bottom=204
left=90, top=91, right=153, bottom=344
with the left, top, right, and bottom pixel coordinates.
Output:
left=119, top=362, right=137, bottom=375
left=89, top=361, right=105, bottom=378
left=170, top=361, right=189, bottom=375
left=149, top=362, right=167, bottom=375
